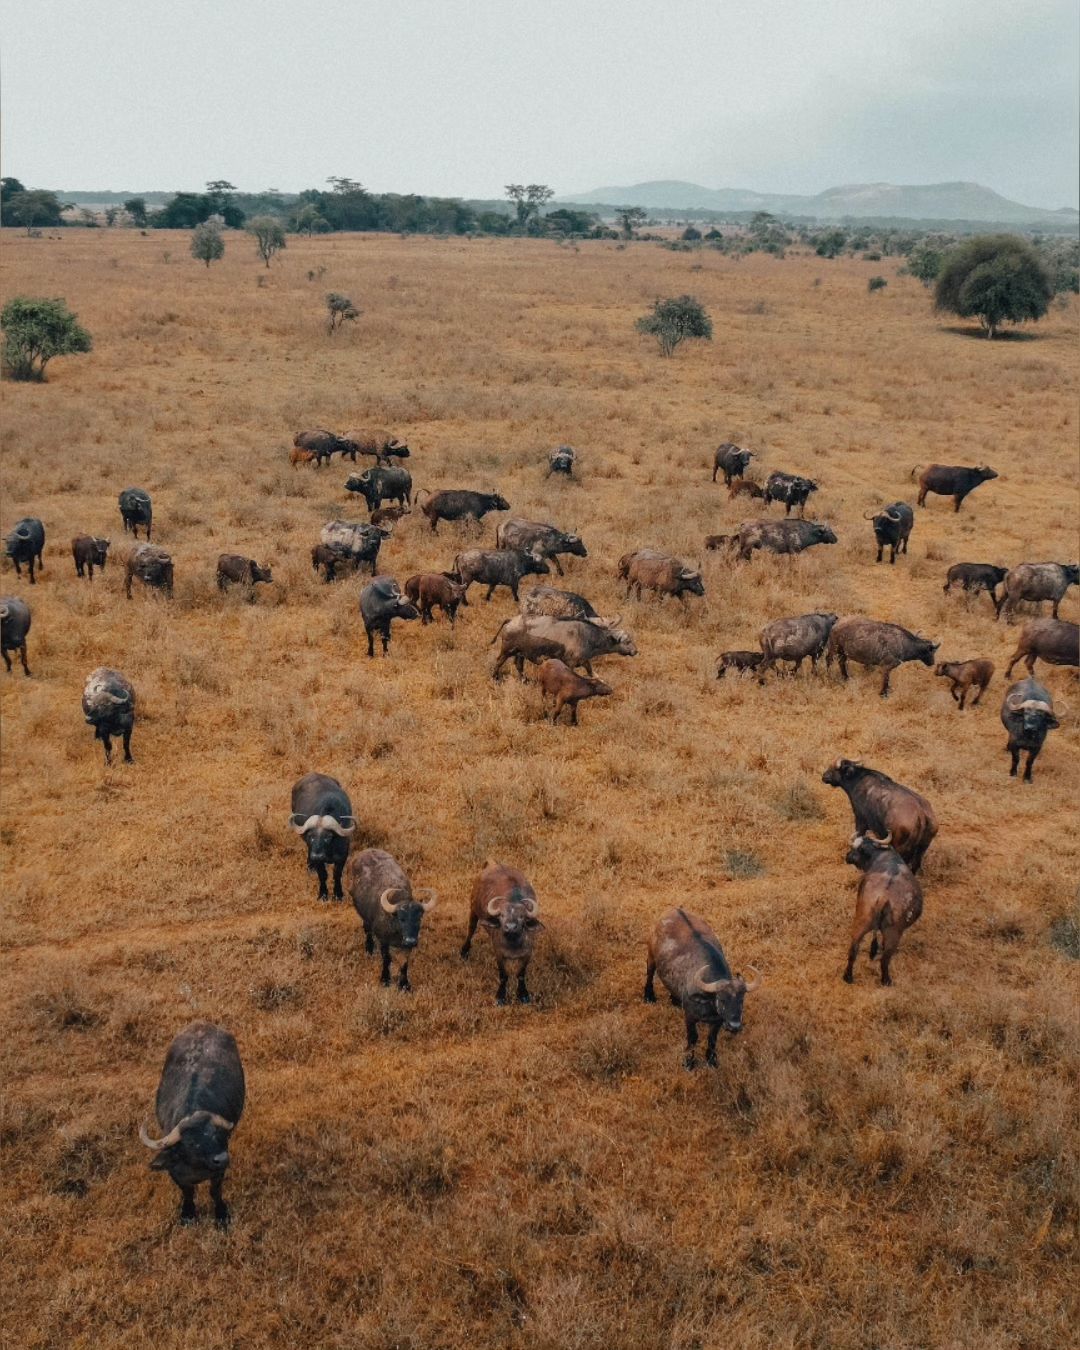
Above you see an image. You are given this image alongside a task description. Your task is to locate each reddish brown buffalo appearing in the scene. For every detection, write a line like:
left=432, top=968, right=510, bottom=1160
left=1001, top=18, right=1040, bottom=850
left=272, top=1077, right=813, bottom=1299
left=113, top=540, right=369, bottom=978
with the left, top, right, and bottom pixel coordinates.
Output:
left=460, top=862, right=543, bottom=1005
left=536, top=658, right=612, bottom=724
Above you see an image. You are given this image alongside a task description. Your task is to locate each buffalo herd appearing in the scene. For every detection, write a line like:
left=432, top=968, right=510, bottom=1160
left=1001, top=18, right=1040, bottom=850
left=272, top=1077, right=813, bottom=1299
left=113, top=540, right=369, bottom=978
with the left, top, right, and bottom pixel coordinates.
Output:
left=2, top=429, right=1075, bottom=1228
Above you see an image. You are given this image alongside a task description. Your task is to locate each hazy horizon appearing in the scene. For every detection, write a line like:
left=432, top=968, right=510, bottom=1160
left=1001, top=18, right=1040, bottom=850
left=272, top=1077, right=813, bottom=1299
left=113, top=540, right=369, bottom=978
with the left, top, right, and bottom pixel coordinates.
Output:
left=2, top=0, right=1077, bottom=210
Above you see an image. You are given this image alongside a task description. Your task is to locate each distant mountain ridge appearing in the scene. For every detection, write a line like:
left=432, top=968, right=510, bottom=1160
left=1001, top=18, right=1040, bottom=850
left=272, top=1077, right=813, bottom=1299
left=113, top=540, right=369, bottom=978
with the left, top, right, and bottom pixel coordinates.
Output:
left=559, top=179, right=1078, bottom=225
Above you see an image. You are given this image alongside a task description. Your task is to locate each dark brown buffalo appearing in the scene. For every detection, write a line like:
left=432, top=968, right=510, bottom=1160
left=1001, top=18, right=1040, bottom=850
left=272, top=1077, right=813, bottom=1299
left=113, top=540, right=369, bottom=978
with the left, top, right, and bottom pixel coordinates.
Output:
left=125, top=544, right=174, bottom=599
left=346, top=432, right=411, bottom=464
left=216, top=554, right=273, bottom=593
left=82, top=667, right=136, bottom=764
left=728, top=479, right=764, bottom=501
left=826, top=617, right=938, bottom=697
left=619, top=550, right=704, bottom=600
left=759, top=612, right=838, bottom=676
left=711, top=443, right=755, bottom=486
left=842, top=833, right=923, bottom=986
left=293, top=429, right=358, bottom=466
left=461, top=862, right=544, bottom=1005
left=822, top=758, right=937, bottom=874
left=736, top=519, right=837, bottom=560
left=999, top=563, right=1079, bottom=622
left=453, top=548, right=549, bottom=601
left=935, top=658, right=994, bottom=709
left=370, top=504, right=411, bottom=528
left=536, top=658, right=612, bottom=725
left=72, top=534, right=110, bottom=579
left=4, top=517, right=45, bottom=584
left=704, top=534, right=737, bottom=552
left=1000, top=678, right=1060, bottom=782
left=118, top=488, right=152, bottom=539
left=415, top=489, right=510, bottom=533
left=943, top=563, right=1008, bottom=612
left=913, top=463, right=997, bottom=512
left=644, top=908, right=760, bottom=1069
left=344, top=465, right=413, bottom=511
left=866, top=502, right=914, bottom=564
left=347, top=849, right=437, bottom=992
left=138, top=1022, right=245, bottom=1228
left=311, top=542, right=353, bottom=583
left=359, top=576, right=419, bottom=656
left=289, top=772, right=356, bottom=901
left=404, top=572, right=469, bottom=624
left=715, top=650, right=764, bottom=678
left=1005, top=618, right=1079, bottom=677
left=0, top=597, right=31, bottom=675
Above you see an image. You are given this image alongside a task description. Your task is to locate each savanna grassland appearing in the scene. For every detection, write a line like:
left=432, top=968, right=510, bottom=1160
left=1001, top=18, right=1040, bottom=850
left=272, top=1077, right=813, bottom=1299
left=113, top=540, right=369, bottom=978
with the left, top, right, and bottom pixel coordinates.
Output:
left=1, top=228, right=1077, bottom=1350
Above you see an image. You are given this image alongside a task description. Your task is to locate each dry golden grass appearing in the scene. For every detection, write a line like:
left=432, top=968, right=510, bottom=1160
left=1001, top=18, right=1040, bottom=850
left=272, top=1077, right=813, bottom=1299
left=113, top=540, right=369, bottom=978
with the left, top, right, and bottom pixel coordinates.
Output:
left=1, top=229, right=1077, bottom=1350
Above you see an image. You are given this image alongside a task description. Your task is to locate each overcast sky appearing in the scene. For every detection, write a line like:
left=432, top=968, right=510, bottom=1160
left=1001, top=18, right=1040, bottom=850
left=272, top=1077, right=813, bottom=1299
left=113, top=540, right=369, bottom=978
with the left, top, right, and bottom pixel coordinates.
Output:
left=3, top=0, right=1077, bottom=207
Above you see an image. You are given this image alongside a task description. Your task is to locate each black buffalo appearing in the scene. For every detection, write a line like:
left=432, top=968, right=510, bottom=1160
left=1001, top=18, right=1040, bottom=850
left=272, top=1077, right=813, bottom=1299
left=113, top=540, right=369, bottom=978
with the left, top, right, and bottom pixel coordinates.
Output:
left=289, top=772, right=356, bottom=901
left=359, top=577, right=419, bottom=656
left=547, top=445, right=576, bottom=477
left=4, top=517, right=45, bottom=584
left=415, top=489, right=510, bottom=533
left=763, top=471, right=818, bottom=517
left=345, top=465, right=413, bottom=511
left=454, top=548, right=550, bottom=601
left=737, top=519, right=837, bottom=560
left=320, top=521, right=391, bottom=577
left=913, top=463, right=997, bottom=512
left=711, top=443, right=755, bottom=486
left=82, top=667, right=136, bottom=764
left=118, top=488, right=153, bottom=540
left=1000, top=679, right=1060, bottom=782
left=943, top=563, right=1008, bottom=613
left=0, top=596, right=31, bottom=675
left=72, top=534, right=110, bottom=579
left=866, top=503, right=914, bottom=564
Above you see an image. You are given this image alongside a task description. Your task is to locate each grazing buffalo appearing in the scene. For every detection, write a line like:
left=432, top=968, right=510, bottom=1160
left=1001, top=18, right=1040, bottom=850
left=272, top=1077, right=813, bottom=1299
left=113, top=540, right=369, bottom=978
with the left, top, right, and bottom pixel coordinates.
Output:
left=1005, top=618, right=1079, bottom=677
left=536, top=658, right=612, bottom=725
left=822, top=758, right=937, bottom=874
left=72, top=535, right=110, bottom=580
left=547, top=445, right=576, bottom=477
left=415, top=489, right=510, bottom=533
left=344, top=465, right=413, bottom=512
left=118, top=488, right=153, bottom=540
left=289, top=446, right=317, bottom=468
left=404, top=572, right=469, bottom=625
left=496, top=518, right=587, bottom=576
left=704, top=534, right=737, bottom=553
left=125, top=544, right=174, bottom=599
left=935, top=658, right=994, bottom=709
left=311, top=542, right=353, bottom=583
left=759, top=612, right=838, bottom=676
left=866, top=503, right=914, bottom=564
left=347, top=849, right=437, bottom=992
left=216, top=554, right=272, bottom=594
left=943, top=562, right=1008, bottom=612
left=346, top=432, right=410, bottom=464
left=293, top=429, right=358, bottom=466
left=370, top=504, right=411, bottom=528
left=737, top=518, right=837, bottom=560
left=461, top=861, right=543, bottom=1005
left=359, top=576, right=418, bottom=656
left=913, top=463, right=997, bottom=512
left=715, top=650, right=764, bottom=679
left=711, top=443, right=755, bottom=486
left=728, top=479, right=764, bottom=501
left=644, top=908, right=759, bottom=1069
left=843, top=833, right=923, bottom=986
left=826, top=617, right=938, bottom=697
left=4, top=517, right=45, bottom=584
left=492, top=613, right=637, bottom=679
left=289, top=772, right=355, bottom=901
left=454, top=548, right=549, bottom=601
left=0, top=597, right=31, bottom=675
left=763, top=471, right=818, bottom=517
left=1001, top=679, right=1060, bottom=782
left=139, top=1022, right=245, bottom=1228
left=320, top=520, right=391, bottom=577
left=999, top=563, right=1078, bottom=622
left=619, top=550, right=704, bottom=601
left=520, top=586, right=600, bottom=621
left=82, top=667, right=136, bottom=764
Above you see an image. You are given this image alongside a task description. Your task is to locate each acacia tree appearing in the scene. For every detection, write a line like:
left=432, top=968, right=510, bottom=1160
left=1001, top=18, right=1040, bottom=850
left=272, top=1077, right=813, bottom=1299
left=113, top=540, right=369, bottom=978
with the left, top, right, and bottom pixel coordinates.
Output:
left=124, top=196, right=148, bottom=227
left=326, top=292, right=359, bottom=332
left=1, top=296, right=92, bottom=381
left=505, top=183, right=554, bottom=230
left=636, top=294, right=712, bottom=358
left=247, top=216, right=286, bottom=267
left=934, top=234, right=1053, bottom=338
left=191, top=221, right=225, bottom=267
left=617, top=206, right=647, bottom=239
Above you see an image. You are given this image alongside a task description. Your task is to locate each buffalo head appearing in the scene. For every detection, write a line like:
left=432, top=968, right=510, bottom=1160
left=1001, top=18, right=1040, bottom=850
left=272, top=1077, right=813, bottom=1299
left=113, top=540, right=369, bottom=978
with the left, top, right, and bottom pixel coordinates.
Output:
left=379, top=886, right=437, bottom=949
left=693, top=965, right=760, bottom=1032
left=140, top=1109, right=236, bottom=1182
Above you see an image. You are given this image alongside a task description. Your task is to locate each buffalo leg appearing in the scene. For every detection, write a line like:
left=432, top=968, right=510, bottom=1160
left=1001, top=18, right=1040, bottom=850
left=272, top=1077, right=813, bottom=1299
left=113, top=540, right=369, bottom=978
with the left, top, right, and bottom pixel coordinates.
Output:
left=1008, top=746, right=1020, bottom=777
left=314, top=864, right=329, bottom=902
left=957, top=687, right=967, bottom=710
left=643, top=958, right=657, bottom=1003
left=1023, top=750, right=1037, bottom=784
left=366, top=629, right=376, bottom=659
left=705, top=1024, right=720, bottom=1068
left=953, top=494, right=963, bottom=512
left=683, top=1017, right=699, bottom=1070
left=398, top=960, right=411, bottom=993
left=75, top=560, right=85, bottom=577
left=514, top=654, right=525, bottom=679
left=552, top=557, right=564, bottom=577
left=18, top=644, right=29, bottom=676
left=101, top=732, right=113, bottom=765
left=27, top=559, right=36, bottom=585
left=878, top=926, right=901, bottom=986
left=844, top=915, right=874, bottom=982
left=971, top=683, right=985, bottom=707
left=1, top=650, right=9, bottom=672
left=178, top=1183, right=198, bottom=1225
left=569, top=702, right=579, bottom=726
left=836, top=651, right=849, bottom=680
left=949, top=684, right=960, bottom=703
left=879, top=666, right=894, bottom=697
left=460, top=913, right=478, bottom=959
left=869, top=936, right=879, bottom=960
left=381, top=629, right=390, bottom=655
left=379, top=944, right=392, bottom=986
left=485, top=585, right=496, bottom=602
left=122, top=729, right=133, bottom=762
left=889, top=546, right=897, bottom=564
left=363, top=924, right=375, bottom=955
left=876, top=544, right=883, bottom=563
left=516, top=968, right=531, bottom=1004
left=917, top=489, right=927, bottom=507
left=332, top=860, right=345, bottom=901
left=210, top=1175, right=230, bottom=1228
left=495, top=959, right=509, bottom=1006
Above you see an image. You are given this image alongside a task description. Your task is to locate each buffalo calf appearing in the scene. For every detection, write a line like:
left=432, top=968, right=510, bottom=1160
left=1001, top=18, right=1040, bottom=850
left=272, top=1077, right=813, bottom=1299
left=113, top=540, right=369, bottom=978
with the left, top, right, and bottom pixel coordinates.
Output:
left=935, top=658, right=993, bottom=709
left=715, top=650, right=764, bottom=679
left=404, top=572, right=468, bottom=625
left=536, top=658, right=612, bottom=725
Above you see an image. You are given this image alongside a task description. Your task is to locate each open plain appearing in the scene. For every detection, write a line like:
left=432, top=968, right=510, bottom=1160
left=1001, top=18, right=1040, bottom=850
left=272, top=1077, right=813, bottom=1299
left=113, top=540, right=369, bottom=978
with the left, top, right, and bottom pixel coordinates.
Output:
left=1, top=229, right=1077, bottom=1349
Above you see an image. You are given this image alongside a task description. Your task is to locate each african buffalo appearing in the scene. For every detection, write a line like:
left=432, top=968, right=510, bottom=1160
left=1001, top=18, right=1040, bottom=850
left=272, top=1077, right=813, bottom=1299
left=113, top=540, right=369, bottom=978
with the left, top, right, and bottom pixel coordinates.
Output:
left=822, top=758, right=937, bottom=874
left=826, top=617, right=938, bottom=697
left=842, top=833, right=923, bottom=986
left=289, top=772, right=356, bottom=901
left=711, top=443, right=755, bottom=486
left=547, top=445, right=576, bottom=477
left=370, top=504, right=411, bottom=528
left=4, top=517, right=45, bottom=584
left=359, top=576, right=418, bottom=656
left=999, top=563, right=1078, bottom=621
left=139, top=1022, right=245, bottom=1228
left=347, top=849, right=437, bottom=992
left=644, top=908, right=760, bottom=1070
left=311, top=542, right=353, bottom=583
left=216, top=554, right=272, bottom=594
left=320, top=520, right=391, bottom=577
left=913, top=463, right=997, bottom=512
left=536, top=658, right=612, bottom=725
left=759, top=612, right=838, bottom=676
left=461, top=861, right=544, bottom=1005
left=404, top=572, right=469, bottom=625
left=520, top=586, right=600, bottom=621
left=1005, top=618, right=1079, bottom=677
left=943, top=563, right=1008, bottom=612
left=866, top=503, right=914, bottom=564
left=1001, top=679, right=1060, bottom=782
left=125, top=544, right=174, bottom=599
left=728, top=480, right=764, bottom=502
left=0, top=597, right=31, bottom=675
left=763, top=471, right=818, bottom=517
left=619, top=550, right=704, bottom=601
left=935, top=658, right=994, bottom=709
left=82, top=667, right=136, bottom=764
left=415, top=489, right=510, bottom=533
left=344, top=465, right=413, bottom=512
left=118, top=488, right=153, bottom=539
left=454, top=548, right=549, bottom=601
left=346, top=432, right=411, bottom=464
left=72, top=535, right=110, bottom=580
left=715, top=650, right=764, bottom=679
left=737, top=518, right=837, bottom=560
left=293, top=429, right=358, bottom=466
left=491, top=613, right=637, bottom=679
left=495, top=518, right=587, bottom=576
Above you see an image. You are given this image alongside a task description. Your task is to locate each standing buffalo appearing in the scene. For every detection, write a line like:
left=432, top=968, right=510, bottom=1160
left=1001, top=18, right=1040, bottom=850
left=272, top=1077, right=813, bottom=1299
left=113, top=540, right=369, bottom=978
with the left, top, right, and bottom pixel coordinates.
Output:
left=842, top=834, right=923, bottom=986
left=4, top=517, right=45, bottom=584
left=763, top=471, right=818, bottom=517
left=453, top=548, right=549, bottom=601
left=495, top=519, right=587, bottom=576
left=1001, top=679, right=1060, bottom=782
left=404, top=572, right=469, bottom=625
left=320, top=520, right=391, bottom=577
left=935, top=659, right=994, bottom=709
left=359, top=577, right=418, bottom=656
left=826, top=617, right=938, bottom=697
left=711, top=443, right=755, bottom=486
left=344, top=465, right=413, bottom=511
left=415, top=489, right=510, bottom=533
left=943, top=563, right=1008, bottom=612
left=520, top=586, right=600, bottom=621
left=118, top=488, right=153, bottom=539
left=461, top=862, right=544, bottom=1005
left=0, top=597, right=31, bottom=675
left=999, top=563, right=1078, bottom=622
left=619, top=550, right=704, bottom=601
left=737, top=518, right=837, bottom=560
left=72, top=535, right=110, bottom=580
left=492, top=613, right=637, bottom=679
left=536, top=658, right=612, bottom=725
left=346, top=432, right=410, bottom=464
left=347, top=849, right=437, bottom=992
left=644, top=908, right=760, bottom=1069
left=822, top=758, right=937, bottom=874
left=715, top=650, right=765, bottom=679
left=125, top=545, right=174, bottom=599
left=866, top=503, right=914, bottom=564
left=289, top=772, right=356, bottom=901
left=293, top=429, right=358, bottom=466
left=216, top=554, right=273, bottom=594
left=759, top=612, right=838, bottom=676
left=913, top=463, right=997, bottom=512
left=311, top=543, right=353, bottom=583
left=139, top=1022, right=245, bottom=1228
left=1005, top=618, right=1079, bottom=677
left=82, top=668, right=136, bottom=764
left=547, top=445, right=576, bottom=477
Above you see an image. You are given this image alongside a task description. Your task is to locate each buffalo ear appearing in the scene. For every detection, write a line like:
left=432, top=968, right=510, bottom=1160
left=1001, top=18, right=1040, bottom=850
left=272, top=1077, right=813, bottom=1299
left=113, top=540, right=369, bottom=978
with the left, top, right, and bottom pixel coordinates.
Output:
left=1047, top=716, right=1061, bottom=730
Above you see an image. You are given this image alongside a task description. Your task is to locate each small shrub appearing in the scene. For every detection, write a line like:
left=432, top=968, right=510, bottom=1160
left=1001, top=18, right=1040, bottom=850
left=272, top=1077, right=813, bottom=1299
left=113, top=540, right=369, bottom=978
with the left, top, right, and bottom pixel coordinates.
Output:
left=726, top=849, right=765, bottom=879
left=190, top=221, right=225, bottom=268
left=868, top=276, right=888, bottom=292
left=1049, top=913, right=1079, bottom=959
left=575, top=1014, right=640, bottom=1080
left=635, top=294, right=712, bottom=358
left=326, top=291, right=359, bottom=333
left=1, top=296, right=92, bottom=382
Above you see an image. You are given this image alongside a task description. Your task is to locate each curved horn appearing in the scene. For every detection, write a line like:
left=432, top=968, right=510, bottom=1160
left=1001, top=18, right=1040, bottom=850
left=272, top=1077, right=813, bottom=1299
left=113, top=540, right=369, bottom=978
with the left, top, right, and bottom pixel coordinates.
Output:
left=741, top=966, right=761, bottom=994
left=380, top=887, right=401, bottom=914
left=15, top=526, right=30, bottom=538
left=695, top=965, right=732, bottom=995
left=416, top=888, right=438, bottom=912
left=862, top=510, right=879, bottom=521
left=1018, top=699, right=1053, bottom=713
left=486, top=895, right=507, bottom=917
left=289, top=813, right=320, bottom=834
left=0, top=605, right=9, bottom=619
left=139, top=1120, right=182, bottom=1151
left=522, top=896, right=539, bottom=916
left=207, top=1114, right=235, bottom=1131
left=884, top=509, right=901, bottom=521
left=1006, top=693, right=1024, bottom=710
left=866, top=830, right=892, bottom=847
left=320, top=814, right=355, bottom=837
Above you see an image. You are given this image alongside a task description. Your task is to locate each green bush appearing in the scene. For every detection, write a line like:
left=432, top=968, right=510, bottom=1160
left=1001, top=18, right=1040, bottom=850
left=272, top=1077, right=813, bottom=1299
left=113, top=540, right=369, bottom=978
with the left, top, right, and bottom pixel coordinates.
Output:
left=1, top=296, right=92, bottom=382
left=934, top=234, right=1052, bottom=338
left=868, top=275, right=887, bottom=292
left=190, top=221, right=225, bottom=268
left=635, top=294, right=712, bottom=357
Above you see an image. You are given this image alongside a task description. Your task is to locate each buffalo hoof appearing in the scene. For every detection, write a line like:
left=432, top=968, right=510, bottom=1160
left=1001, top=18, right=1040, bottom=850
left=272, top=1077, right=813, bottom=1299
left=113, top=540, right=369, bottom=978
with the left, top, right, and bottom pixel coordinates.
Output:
left=214, top=1206, right=231, bottom=1229
left=705, top=1053, right=718, bottom=1069
left=317, top=894, right=329, bottom=904
left=643, top=990, right=656, bottom=1004
left=495, top=993, right=508, bottom=1007
left=843, top=971, right=854, bottom=984
left=517, top=991, right=531, bottom=1005
left=683, top=1056, right=697, bottom=1072
left=459, top=946, right=471, bottom=961
left=379, top=974, right=391, bottom=987
left=179, top=1208, right=198, bottom=1226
